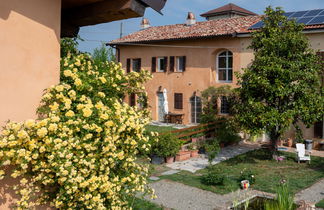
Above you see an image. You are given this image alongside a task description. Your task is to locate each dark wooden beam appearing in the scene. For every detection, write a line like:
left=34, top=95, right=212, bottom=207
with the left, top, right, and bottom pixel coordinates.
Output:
left=62, top=0, right=146, bottom=37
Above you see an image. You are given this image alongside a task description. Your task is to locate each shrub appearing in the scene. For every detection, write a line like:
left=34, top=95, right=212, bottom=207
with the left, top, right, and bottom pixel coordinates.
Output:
left=201, top=169, right=225, bottom=185
left=0, top=39, right=153, bottom=209
left=215, top=118, right=241, bottom=145
left=151, top=133, right=181, bottom=158
left=239, top=169, right=256, bottom=184
left=204, top=138, right=220, bottom=163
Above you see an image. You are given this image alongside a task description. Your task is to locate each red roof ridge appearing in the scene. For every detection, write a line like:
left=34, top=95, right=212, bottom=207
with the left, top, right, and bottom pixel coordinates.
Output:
left=200, top=3, right=257, bottom=17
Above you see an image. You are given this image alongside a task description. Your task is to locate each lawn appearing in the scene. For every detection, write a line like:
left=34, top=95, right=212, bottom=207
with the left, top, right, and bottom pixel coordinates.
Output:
left=159, top=149, right=324, bottom=195
left=131, top=198, right=163, bottom=210
left=145, top=125, right=176, bottom=134
left=316, top=199, right=324, bottom=208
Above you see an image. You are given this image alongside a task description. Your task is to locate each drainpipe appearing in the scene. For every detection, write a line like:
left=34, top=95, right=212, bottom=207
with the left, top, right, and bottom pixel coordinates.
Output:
left=108, top=44, right=120, bottom=62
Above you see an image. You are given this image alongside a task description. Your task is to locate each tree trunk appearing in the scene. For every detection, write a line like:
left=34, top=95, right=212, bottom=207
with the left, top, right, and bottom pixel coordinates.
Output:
left=269, top=127, right=281, bottom=155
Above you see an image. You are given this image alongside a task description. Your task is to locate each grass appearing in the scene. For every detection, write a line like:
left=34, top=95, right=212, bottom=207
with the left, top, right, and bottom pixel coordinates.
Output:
left=145, top=125, right=176, bottom=134
left=130, top=198, right=163, bottom=210
left=316, top=199, right=324, bottom=208
left=159, top=148, right=324, bottom=195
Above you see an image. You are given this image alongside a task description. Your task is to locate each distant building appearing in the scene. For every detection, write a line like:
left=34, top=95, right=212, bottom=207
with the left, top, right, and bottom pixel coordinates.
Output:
left=110, top=3, right=324, bottom=140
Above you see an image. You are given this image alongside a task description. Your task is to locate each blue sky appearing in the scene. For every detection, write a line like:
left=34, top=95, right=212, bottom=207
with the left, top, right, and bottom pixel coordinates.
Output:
left=78, top=0, right=324, bottom=53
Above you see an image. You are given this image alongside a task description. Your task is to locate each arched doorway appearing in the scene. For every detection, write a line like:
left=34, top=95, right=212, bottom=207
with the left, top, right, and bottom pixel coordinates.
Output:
left=190, top=96, right=202, bottom=124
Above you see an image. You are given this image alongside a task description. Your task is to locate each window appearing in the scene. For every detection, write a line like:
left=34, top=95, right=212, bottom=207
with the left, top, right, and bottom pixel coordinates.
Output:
left=157, top=57, right=168, bottom=72
left=190, top=96, right=202, bottom=124
left=174, top=93, right=183, bottom=109
left=220, top=96, right=230, bottom=114
left=217, top=51, right=233, bottom=82
left=126, top=58, right=141, bottom=72
left=176, top=56, right=186, bottom=72
left=132, top=59, right=141, bottom=72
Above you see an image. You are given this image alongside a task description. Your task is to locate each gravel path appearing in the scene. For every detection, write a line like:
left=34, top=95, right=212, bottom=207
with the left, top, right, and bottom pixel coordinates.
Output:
left=294, top=178, right=324, bottom=204
left=148, top=180, right=274, bottom=210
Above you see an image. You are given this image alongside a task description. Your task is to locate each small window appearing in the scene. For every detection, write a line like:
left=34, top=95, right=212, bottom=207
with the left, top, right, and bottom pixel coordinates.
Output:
left=157, top=57, right=167, bottom=72
left=176, top=56, right=185, bottom=72
left=174, top=93, right=183, bottom=109
left=220, top=96, right=230, bottom=114
left=132, top=59, right=141, bottom=72
left=217, top=51, right=233, bottom=82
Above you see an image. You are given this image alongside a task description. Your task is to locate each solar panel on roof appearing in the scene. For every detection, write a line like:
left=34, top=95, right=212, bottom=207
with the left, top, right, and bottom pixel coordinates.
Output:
left=304, top=9, right=322, bottom=17
left=249, top=8, right=324, bottom=29
left=308, top=15, right=324, bottom=24
left=290, top=11, right=308, bottom=17
left=296, top=17, right=313, bottom=24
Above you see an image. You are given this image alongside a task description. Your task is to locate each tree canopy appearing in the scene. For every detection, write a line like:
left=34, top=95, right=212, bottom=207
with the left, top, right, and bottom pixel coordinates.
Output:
left=234, top=7, right=324, bottom=148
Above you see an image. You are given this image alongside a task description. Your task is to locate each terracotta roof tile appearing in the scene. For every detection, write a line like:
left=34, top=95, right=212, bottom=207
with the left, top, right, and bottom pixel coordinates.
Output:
left=200, top=3, right=257, bottom=17
left=110, top=15, right=324, bottom=44
left=110, top=16, right=261, bottom=44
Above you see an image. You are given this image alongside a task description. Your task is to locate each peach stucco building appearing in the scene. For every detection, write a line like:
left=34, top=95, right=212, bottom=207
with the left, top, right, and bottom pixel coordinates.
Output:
left=0, top=0, right=167, bottom=209
left=0, top=0, right=166, bottom=127
left=110, top=4, right=324, bottom=140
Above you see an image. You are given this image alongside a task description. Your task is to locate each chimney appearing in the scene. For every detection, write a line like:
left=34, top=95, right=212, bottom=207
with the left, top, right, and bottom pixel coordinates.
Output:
left=186, top=12, right=196, bottom=26
left=140, top=18, right=151, bottom=30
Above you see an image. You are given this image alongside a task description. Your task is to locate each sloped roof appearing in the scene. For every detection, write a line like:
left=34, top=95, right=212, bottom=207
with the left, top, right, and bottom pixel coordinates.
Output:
left=200, top=3, right=257, bottom=17
left=110, top=15, right=261, bottom=44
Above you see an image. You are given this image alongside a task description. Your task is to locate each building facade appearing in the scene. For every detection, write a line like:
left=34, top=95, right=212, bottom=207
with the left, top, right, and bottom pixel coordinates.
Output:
left=110, top=4, right=324, bottom=140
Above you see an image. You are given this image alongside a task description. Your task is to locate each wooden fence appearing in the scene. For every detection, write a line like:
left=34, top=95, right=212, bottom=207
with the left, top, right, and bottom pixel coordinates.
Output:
left=160, top=120, right=225, bottom=142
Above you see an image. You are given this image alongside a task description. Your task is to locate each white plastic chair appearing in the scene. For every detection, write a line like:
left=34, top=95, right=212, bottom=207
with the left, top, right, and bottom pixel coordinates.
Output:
left=296, top=143, right=311, bottom=163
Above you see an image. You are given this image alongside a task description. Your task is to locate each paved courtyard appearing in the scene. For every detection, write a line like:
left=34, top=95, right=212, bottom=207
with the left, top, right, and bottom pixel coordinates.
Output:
left=166, top=142, right=261, bottom=173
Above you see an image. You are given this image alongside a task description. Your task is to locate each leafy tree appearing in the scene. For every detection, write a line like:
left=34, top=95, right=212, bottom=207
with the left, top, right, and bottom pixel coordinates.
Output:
left=92, top=43, right=116, bottom=65
left=234, top=7, right=324, bottom=151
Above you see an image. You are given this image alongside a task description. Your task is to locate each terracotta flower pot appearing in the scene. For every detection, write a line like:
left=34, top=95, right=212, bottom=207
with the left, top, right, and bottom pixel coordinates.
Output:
left=190, top=150, right=199, bottom=158
left=191, top=137, right=199, bottom=143
left=175, top=150, right=191, bottom=161
left=165, top=156, right=175, bottom=164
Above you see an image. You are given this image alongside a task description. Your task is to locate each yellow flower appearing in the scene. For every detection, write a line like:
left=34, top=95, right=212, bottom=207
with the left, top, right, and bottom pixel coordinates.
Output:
left=65, top=110, right=75, bottom=117
left=82, top=108, right=92, bottom=118
left=63, top=70, right=73, bottom=77
left=99, top=77, right=107, bottom=84
left=48, top=123, right=58, bottom=132
left=37, top=127, right=48, bottom=138
left=50, top=102, right=59, bottom=111
left=55, top=85, right=64, bottom=92
left=24, top=119, right=35, bottom=129
left=74, top=78, right=82, bottom=86
left=17, top=130, right=28, bottom=139
left=98, top=92, right=105, bottom=98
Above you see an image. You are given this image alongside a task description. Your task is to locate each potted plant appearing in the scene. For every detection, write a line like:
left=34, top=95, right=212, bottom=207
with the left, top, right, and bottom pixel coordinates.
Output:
left=151, top=133, right=181, bottom=164
left=187, top=143, right=199, bottom=158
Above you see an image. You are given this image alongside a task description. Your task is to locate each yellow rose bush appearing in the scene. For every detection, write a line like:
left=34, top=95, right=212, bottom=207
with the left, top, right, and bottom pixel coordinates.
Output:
left=0, top=41, right=153, bottom=209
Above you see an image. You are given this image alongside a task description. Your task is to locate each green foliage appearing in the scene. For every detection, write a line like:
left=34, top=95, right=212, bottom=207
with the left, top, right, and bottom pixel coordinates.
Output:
left=160, top=149, right=324, bottom=195
left=204, top=138, right=220, bottom=163
left=239, top=169, right=256, bottom=184
left=92, top=44, right=116, bottom=65
left=60, top=36, right=81, bottom=58
left=151, top=133, right=181, bottom=158
left=265, top=183, right=295, bottom=210
left=316, top=199, right=324, bottom=208
left=234, top=7, right=324, bottom=149
left=201, top=85, right=234, bottom=123
left=201, top=169, right=225, bottom=185
left=214, top=118, right=241, bottom=145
